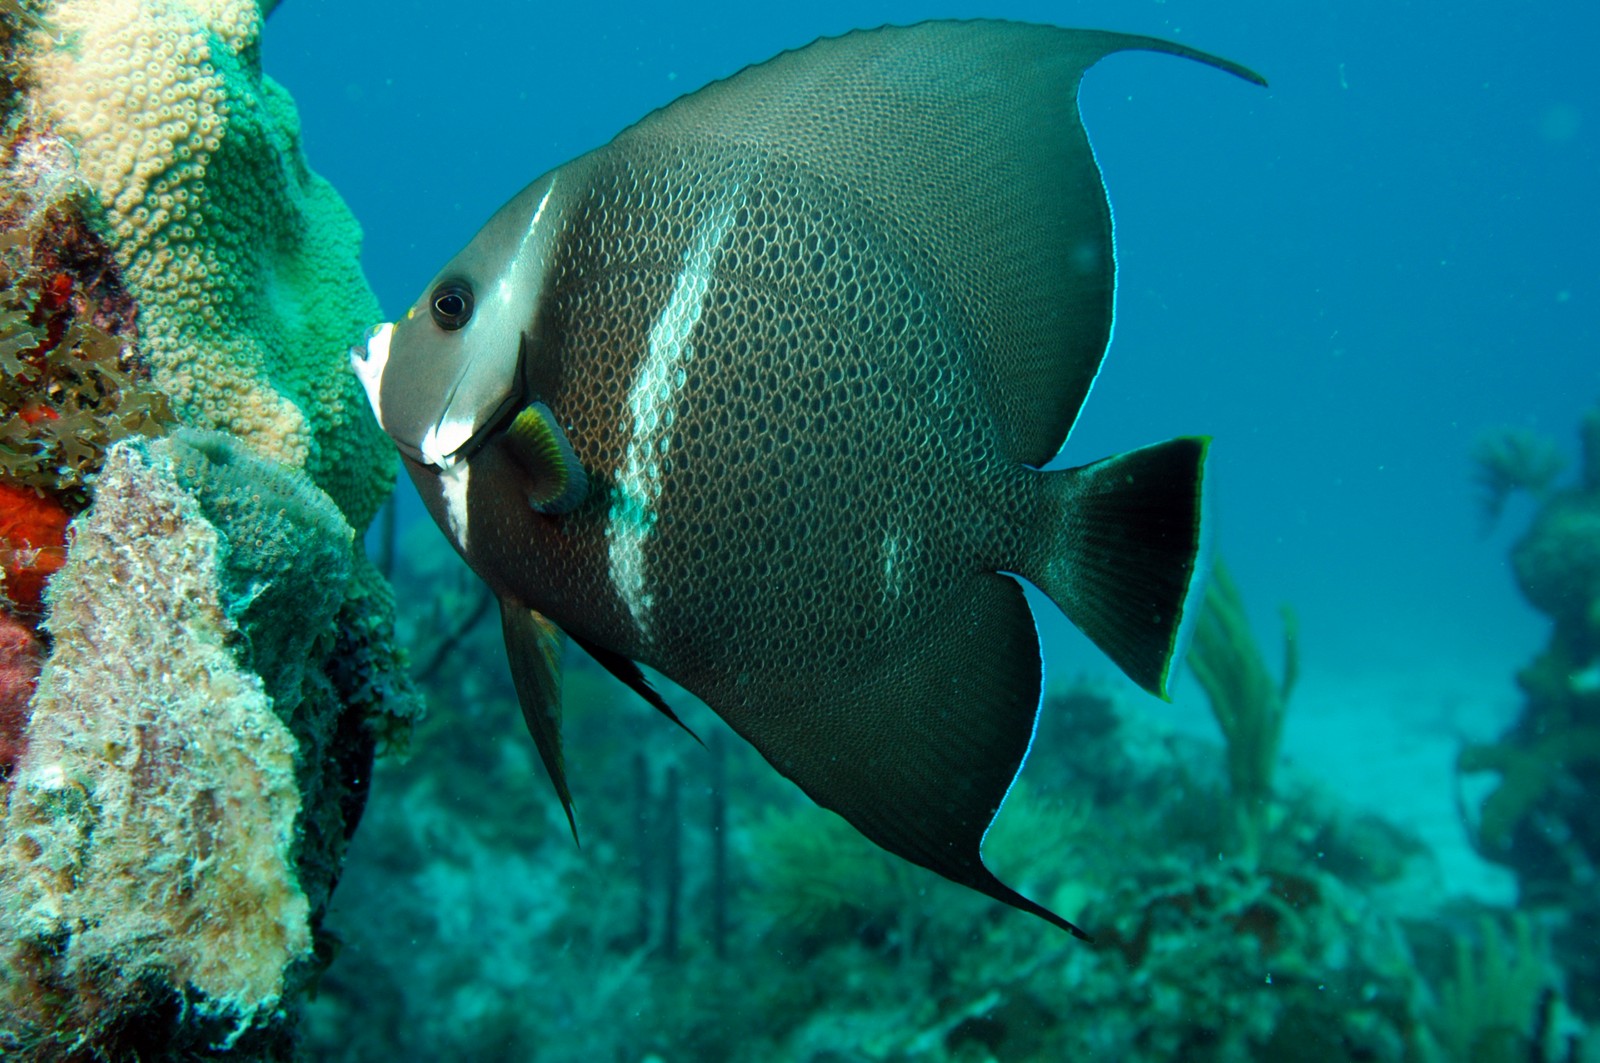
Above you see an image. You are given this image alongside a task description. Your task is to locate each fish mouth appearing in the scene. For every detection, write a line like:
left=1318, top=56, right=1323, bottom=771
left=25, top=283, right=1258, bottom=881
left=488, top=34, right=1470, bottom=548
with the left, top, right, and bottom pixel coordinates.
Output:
left=349, top=320, right=435, bottom=466
left=349, top=322, right=529, bottom=471
left=350, top=322, right=393, bottom=426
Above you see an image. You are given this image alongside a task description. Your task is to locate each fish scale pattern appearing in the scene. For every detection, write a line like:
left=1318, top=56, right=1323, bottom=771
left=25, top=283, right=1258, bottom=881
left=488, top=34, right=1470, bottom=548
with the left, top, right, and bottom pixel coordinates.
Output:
left=533, top=148, right=1013, bottom=684
left=376, top=20, right=1256, bottom=935
left=608, top=22, right=1123, bottom=468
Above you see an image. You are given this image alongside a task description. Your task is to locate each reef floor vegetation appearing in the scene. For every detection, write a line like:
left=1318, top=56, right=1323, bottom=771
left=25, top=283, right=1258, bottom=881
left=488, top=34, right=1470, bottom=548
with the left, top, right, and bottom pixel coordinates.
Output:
left=299, top=513, right=1595, bottom=1063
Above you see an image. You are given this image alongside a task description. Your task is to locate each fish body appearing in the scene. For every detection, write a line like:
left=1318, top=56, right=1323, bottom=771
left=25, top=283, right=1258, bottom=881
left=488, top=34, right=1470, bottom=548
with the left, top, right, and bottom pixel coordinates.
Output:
left=354, top=21, right=1263, bottom=937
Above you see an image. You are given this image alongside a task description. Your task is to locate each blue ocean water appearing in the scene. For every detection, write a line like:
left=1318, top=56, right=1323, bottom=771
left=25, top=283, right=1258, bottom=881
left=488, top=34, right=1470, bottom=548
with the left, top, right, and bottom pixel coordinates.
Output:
left=269, top=0, right=1594, bottom=693
left=258, top=3, right=1597, bottom=1053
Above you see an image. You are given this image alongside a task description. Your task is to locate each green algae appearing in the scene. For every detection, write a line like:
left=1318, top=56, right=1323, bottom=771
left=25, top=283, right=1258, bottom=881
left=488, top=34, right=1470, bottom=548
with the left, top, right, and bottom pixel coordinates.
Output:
left=1186, top=558, right=1298, bottom=866
left=0, top=184, right=173, bottom=509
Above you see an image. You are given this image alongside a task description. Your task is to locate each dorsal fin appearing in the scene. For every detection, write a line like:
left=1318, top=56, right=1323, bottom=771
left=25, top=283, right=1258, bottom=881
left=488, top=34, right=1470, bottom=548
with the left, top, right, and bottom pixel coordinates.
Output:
left=610, top=21, right=1264, bottom=465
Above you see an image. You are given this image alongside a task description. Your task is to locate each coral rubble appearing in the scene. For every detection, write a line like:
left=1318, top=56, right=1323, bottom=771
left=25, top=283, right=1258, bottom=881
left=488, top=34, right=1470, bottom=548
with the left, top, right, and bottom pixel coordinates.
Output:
left=0, top=432, right=411, bottom=1056
left=0, top=438, right=315, bottom=1054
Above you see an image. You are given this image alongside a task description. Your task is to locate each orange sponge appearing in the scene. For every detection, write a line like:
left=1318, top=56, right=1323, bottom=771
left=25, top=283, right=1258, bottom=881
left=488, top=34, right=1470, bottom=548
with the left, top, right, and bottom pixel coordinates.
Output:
left=0, top=482, right=69, bottom=616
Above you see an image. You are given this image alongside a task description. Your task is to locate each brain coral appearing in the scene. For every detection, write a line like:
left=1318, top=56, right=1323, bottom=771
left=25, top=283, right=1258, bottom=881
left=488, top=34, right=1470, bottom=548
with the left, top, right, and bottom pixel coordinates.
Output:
left=21, top=0, right=393, bottom=528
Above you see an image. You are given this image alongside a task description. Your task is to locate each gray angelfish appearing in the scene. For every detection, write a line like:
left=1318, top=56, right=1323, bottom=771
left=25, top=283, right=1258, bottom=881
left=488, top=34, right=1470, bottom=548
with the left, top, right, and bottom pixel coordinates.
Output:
left=353, top=20, right=1263, bottom=938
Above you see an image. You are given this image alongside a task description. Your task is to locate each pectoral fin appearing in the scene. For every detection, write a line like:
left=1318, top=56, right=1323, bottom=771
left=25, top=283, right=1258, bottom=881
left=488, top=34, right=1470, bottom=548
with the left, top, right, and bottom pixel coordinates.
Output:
left=500, top=599, right=579, bottom=843
left=502, top=402, right=588, bottom=514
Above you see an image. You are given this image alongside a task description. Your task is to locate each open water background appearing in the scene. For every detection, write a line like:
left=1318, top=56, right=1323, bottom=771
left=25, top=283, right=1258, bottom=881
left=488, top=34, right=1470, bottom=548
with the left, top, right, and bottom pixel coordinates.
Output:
left=265, top=1, right=1596, bottom=886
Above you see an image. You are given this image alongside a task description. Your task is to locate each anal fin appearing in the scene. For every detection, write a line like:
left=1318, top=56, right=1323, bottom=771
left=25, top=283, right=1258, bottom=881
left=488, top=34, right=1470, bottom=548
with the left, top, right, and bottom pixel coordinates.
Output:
left=500, top=599, right=579, bottom=843
left=693, top=573, right=1089, bottom=938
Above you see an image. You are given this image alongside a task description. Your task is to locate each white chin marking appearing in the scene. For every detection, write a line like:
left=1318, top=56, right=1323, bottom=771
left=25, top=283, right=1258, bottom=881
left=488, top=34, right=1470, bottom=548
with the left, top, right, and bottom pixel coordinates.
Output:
left=440, top=460, right=471, bottom=553
left=350, top=322, right=394, bottom=426
left=420, top=416, right=476, bottom=469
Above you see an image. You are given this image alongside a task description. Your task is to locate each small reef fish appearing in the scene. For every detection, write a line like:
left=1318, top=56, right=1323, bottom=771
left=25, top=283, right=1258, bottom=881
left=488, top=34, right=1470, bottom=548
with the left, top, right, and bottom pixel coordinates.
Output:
left=353, top=21, right=1263, bottom=938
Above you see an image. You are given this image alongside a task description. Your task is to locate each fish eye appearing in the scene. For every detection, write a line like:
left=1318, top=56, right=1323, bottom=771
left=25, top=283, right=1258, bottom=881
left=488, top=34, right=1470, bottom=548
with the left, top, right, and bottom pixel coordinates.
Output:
left=429, top=282, right=474, bottom=331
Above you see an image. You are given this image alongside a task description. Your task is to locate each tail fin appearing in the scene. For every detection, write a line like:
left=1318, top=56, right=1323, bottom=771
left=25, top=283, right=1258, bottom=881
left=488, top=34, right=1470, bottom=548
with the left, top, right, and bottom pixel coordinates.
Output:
left=1025, top=437, right=1209, bottom=698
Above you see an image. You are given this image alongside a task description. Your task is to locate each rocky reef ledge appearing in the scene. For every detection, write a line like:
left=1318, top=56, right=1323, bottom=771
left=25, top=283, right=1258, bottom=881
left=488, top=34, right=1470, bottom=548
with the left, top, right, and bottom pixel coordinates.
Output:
left=0, top=0, right=416, bottom=1056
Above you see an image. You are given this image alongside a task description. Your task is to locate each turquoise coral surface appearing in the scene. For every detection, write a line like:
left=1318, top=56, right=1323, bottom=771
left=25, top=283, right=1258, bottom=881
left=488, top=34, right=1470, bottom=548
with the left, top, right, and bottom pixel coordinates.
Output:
left=0, top=0, right=415, bottom=1055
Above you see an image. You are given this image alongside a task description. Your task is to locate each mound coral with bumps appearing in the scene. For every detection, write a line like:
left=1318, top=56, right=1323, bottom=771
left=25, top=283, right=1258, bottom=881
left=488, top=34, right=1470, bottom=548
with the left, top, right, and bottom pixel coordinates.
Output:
left=22, top=0, right=393, bottom=527
left=0, top=0, right=418, bottom=1055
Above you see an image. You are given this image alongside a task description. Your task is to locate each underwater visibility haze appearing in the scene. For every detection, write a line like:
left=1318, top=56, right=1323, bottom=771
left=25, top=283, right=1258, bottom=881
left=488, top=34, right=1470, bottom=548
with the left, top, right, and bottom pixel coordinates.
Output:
left=0, top=0, right=1594, bottom=1058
